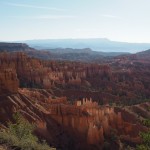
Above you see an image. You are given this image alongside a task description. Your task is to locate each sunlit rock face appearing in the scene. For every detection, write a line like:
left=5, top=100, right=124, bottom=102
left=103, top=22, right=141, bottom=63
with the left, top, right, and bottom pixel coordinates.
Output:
left=0, top=52, right=149, bottom=105
left=0, top=86, right=148, bottom=150
left=0, top=52, right=112, bottom=90
left=42, top=98, right=147, bottom=149
left=0, top=51, right=149, bottom=150
left=0, top=69, right=19, bottom=94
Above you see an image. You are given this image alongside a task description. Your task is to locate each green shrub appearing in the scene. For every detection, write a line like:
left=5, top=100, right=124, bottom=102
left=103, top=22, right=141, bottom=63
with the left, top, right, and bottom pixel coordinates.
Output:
left=136, top=145, right=150, bottom=150
left=0, top=113, right=55, bottom=150
left=136, top=131, right=150, bottom=150
left=142, top=119, right=150, bottom=127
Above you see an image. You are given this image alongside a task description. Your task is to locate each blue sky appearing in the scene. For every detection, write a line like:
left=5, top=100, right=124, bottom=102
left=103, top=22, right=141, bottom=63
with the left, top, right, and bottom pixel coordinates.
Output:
left=0, top=0, right=150, bottom=42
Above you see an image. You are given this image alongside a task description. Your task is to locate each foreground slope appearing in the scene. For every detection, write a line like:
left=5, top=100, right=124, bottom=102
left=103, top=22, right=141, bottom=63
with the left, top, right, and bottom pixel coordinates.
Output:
left=0, top=87, right=148, bottom=150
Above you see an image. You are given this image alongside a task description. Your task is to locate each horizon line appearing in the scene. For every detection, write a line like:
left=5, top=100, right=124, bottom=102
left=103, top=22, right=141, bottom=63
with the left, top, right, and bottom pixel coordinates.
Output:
left=1, top=38, right=150, bottom=44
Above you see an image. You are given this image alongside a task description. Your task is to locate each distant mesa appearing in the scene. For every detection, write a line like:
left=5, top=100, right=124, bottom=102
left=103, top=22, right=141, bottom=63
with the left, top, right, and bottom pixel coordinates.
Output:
left=0, top=42, right=35, bottom=52
left=1, top=42, right=150, bottom=62
left=136, top=49, right=150, bottom=59
left=20, top=38, right=150, bottom=53
left=0, top=42, right=131, bottom=62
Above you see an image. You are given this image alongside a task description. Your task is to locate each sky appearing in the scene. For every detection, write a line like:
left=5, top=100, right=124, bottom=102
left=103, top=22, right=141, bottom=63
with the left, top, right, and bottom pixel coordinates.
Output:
left=0, top=0, right=150, bottom=42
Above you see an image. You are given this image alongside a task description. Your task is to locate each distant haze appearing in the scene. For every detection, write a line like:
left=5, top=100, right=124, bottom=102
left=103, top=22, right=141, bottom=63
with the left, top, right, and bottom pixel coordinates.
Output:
left=21, top=38, right=150, bottom=53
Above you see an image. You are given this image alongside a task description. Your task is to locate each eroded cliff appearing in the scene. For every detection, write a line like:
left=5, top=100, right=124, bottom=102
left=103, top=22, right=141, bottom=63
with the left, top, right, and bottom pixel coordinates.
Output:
left=0, top=52, right=149, bottom=105
left=0, top=52, right=149, bottom=150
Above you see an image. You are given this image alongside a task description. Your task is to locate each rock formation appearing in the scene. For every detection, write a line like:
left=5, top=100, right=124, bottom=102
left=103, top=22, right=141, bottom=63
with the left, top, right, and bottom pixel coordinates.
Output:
left=0, top=86, right=148, bottom=150
left=0, top=42, right=35, bottom=52
left=0, top=69, right=19, bottom=94
left=0, top=51, right=150, bottom=150
left=0, top=51, right=149, bottom=105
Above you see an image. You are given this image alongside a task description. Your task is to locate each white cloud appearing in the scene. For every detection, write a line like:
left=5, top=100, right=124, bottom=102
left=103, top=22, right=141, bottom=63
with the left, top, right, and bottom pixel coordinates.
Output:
left=36, top=15, right=76, bottom=19
left=75, top=28, right=102, bottom=32
left=4, top=2, right=66, bottom=11
left=10, top=15, right=76, bottom=20
left=100, top=14, right=120, bottom=19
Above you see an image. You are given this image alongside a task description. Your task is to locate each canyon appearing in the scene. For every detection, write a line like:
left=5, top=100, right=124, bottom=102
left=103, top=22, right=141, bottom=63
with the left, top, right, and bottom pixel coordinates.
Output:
left=0, top=86, right=149, bottom=149
left=0, top=46, right=150, bottom=150
left=0, top=51, right=149, bottom=105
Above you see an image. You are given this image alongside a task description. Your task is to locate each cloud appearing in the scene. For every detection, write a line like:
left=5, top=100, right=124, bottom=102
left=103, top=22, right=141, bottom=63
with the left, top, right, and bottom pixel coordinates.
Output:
left=4, top=2, right=66, bottom=11
left=100, top=14, right=120, bottom=19
left=36, top=15, right=76, bottom=19
left=10, top=15, right=76, bottom=20
left=75, top=28, right=102, bottom=32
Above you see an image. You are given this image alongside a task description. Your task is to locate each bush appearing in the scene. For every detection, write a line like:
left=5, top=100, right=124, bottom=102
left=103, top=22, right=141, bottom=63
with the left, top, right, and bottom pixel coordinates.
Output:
left=142, top=119, right=150, bottom=127
left=136, top=131, right=150, bottom=150
left=0, top=113, right=55, bottom=150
